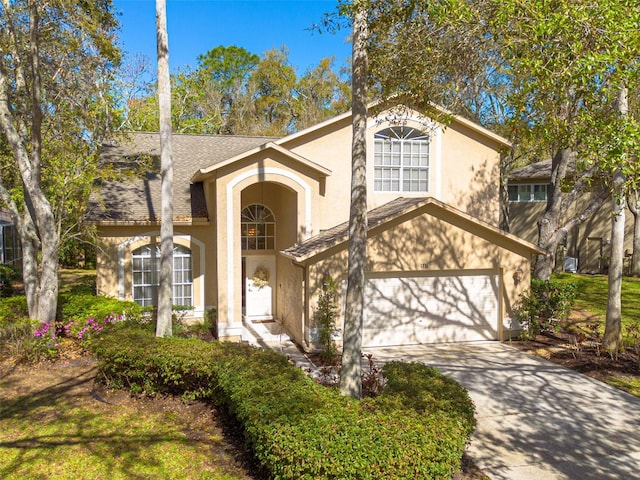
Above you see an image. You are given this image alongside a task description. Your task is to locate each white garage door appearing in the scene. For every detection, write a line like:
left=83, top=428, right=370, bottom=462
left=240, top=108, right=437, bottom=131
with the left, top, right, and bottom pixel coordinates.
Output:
left=363, top=273, right=499, bottom=347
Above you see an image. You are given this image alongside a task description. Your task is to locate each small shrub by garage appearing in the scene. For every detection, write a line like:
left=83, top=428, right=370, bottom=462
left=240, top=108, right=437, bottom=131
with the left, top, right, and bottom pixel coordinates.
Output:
left=89, top=322, right=475, bottom=479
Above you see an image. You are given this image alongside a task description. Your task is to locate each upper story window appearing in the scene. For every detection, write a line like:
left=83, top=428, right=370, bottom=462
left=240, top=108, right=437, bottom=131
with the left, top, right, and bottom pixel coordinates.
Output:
left=508, top=184, right=548, bottom=202
left=132, top=244, right=193, bottom=307
left=241, top=204, right=275, bottom=250
left=374, top=126, right=430, bottom=192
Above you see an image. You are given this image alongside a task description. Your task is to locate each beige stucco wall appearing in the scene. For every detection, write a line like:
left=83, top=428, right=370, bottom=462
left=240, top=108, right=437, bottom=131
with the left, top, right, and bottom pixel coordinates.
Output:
left=509, top=194, right=634, bottom=273
left=282, top=108, right=504, bottom=232
left=298, top=209, right=533, bottom=350
left=208, top=149, right=326, bottom=336
left=95, top=224, right=214, bottom=317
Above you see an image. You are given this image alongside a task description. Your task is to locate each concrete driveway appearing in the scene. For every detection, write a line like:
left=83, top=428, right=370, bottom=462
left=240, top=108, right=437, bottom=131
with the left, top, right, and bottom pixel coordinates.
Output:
left=366, top=342, right=640, bottom=480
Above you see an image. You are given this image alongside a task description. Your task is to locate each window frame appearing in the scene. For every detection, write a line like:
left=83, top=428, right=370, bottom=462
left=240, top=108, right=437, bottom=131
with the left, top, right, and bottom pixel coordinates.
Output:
left=508, top=183, right=549, bottom=203
left=131, top=244, right=193, bottom=307
left=373, top=126, right=430, bottom=193
left=241, top=204, right=276, bottom=251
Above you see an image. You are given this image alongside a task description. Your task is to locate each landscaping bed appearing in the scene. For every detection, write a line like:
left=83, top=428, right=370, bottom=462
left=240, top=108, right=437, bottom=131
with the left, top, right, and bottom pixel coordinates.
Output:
left=84, top=322, right=476, bottom=480
left=510, top=309, right=640, bottom=397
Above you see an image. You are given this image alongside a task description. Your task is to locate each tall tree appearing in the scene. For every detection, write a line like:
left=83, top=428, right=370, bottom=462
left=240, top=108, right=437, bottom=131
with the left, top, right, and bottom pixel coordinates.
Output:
left=604, top=87, right=632, bottom=354
left=247, top=48, right=298, bottom=135
left=155, top=0, right=173, bottom=337
left=339, top=0, right=368, bottom=399
left=125, top=46, right=350, bottom=136
left=628, top=190, right=640, bottom=277
left=0, top=0, right=120, bottom=323
left=485, top=0, right=640, bottom=280
left=293, top=57, right=350, bottom=129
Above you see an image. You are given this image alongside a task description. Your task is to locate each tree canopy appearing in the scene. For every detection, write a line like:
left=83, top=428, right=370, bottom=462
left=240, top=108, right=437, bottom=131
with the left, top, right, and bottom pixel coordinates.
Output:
left=0, top=0, right=121, bottom=322
left=122, top=45, right=351, bottom=136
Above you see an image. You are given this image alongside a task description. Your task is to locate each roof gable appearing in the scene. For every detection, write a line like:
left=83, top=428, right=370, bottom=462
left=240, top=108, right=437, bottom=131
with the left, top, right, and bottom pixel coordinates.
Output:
left=275, top=102, right=511, bottom=150
left=281, top=197, right=543, bottom=264
left=191, top=142, right=332, bottom=182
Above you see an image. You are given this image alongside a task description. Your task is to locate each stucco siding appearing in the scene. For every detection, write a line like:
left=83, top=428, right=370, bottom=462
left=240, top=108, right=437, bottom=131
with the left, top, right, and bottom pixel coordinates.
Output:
left=299, top=211, right=531, bottom=350
left=509, top=194, right=634, bottom=273
left=95, top=225, right=215, bottom=316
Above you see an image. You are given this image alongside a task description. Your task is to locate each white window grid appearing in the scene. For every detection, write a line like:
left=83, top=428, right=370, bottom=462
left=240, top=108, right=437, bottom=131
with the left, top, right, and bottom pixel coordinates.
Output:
left=374, top=127, right=429, bottom=192
left=508, top=184, right=548, bottom=202
left=241, top=204, right=276, bottom=250
left=132, top=245, right=193, bottom=307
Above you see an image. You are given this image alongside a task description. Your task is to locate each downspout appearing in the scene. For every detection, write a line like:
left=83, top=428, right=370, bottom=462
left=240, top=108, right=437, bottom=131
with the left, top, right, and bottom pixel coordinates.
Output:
left=303, top=263, right=311, bottom=349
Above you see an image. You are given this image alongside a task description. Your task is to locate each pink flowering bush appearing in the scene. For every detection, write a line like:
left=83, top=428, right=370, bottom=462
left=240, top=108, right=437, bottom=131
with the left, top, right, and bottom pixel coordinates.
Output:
left=33, top=314, right=120, bottom=341
left=28, top=314, right=121, bottom=361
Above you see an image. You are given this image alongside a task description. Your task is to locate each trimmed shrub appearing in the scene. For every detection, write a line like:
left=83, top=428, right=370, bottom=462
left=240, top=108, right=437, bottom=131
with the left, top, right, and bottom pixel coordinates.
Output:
left=89, top=323, right=476, bottom=479
left=0, top=296, right=29, bottom=322
left=57, top=293, right=143, bottom=336
left=516, top=279, right=577, bottom=338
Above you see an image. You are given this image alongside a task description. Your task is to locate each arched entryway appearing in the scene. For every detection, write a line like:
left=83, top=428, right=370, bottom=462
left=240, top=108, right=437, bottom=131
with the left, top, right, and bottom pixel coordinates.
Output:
left=240, top=182, right=298, bottom=322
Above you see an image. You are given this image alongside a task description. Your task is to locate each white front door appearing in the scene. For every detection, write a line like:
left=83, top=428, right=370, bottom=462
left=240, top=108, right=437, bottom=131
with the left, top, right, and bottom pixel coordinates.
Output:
left=243, top=255, right=276, bottom=321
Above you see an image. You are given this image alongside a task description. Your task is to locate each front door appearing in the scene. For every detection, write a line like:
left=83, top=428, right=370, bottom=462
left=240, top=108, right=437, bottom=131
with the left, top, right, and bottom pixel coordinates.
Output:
left=243, top=255, right=276, bottom=321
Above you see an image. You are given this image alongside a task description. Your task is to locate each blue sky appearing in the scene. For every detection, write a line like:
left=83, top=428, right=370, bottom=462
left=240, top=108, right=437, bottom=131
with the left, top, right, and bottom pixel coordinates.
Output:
left=113, top=0, right=352, bottom=75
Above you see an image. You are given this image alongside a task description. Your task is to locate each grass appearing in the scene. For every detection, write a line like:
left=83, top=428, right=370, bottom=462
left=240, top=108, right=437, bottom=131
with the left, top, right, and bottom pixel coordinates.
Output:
left=0, top=367, right=250, bottom=480
left=552, top=273, right=640, bottom=328
left=1, top=269, right=252, bottom=480
left=552, top=273, right=640, bottom=396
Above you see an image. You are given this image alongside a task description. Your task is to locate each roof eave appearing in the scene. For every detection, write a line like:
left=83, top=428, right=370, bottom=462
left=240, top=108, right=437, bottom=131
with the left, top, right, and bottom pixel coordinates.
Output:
left=191, top=142, right=332, bottom=182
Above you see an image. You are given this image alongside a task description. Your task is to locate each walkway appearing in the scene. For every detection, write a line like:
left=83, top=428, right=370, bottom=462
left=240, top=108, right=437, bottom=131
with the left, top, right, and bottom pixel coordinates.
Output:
left=245, top=323, right=640, bottom=479
left=369, top=342, right=640, bottom=480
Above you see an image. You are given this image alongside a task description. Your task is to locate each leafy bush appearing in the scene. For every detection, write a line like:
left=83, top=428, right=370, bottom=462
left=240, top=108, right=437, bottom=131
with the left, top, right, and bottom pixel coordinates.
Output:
left=89, top=323, right=475, bottom=479
left=0, top=296, right=29, bottom=322
left=0, top=316, right=39, bottom=360
left=314, top=275, right=339, bottom=364
left=58, top=293, right=143, bottom=335
left=516, top=279, right=577, bottom=338
left=0, top=264, right=19, bottom=298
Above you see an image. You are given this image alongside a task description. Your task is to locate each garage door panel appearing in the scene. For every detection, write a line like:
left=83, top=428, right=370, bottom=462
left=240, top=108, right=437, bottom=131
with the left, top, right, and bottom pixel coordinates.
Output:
left=363, top=275, right=499, bottom=347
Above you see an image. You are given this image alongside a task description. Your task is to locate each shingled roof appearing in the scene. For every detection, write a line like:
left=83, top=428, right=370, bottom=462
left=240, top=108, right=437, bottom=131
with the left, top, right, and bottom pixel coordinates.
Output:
left=282, top=196, right=544, bottom=263
left=508, top=160, right=552, bottom=181
left=87, top=132, right=276, bottom=223
left=281, top=197, right=430, bottom=262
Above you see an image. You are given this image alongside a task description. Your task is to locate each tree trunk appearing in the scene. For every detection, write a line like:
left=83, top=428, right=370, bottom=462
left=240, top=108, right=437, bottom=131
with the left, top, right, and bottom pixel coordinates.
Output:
left=155, top=0, right=174, bottom=337
left=533, top=148, right=572, bottom=280
left=604, top=170, right=625, bottom=354
left=628, top=190, right=640, bottom=277
left=0, top=3, right=60, bottom=324
left=339, top=2, right=368, bottom=399
left=533, top=216, right=559, bottom=280
left=604, top=86, right=628, bottom=355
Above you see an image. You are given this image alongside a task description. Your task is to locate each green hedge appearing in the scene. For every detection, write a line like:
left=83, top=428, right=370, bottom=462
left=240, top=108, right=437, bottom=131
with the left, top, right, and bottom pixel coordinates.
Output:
left=58, top=293, right=143, bottom=324
left=88, top=323, right=476, bottom=480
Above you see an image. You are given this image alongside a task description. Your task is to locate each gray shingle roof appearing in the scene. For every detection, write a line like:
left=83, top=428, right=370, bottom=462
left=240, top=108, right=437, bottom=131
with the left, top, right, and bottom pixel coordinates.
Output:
left=508, top=160, right=552, bottom=181
left=282, top=197, right=429, bottom=262
left=87, top=132, right=276, bottom=222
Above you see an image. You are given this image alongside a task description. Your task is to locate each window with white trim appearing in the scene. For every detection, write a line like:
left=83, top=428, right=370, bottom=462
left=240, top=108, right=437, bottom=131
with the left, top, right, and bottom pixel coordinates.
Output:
left=241, top=204, right=275, bottom=250
left=374, top=126, right=430, bottom=192
left=132, top=245, right=193, bottom=307
left=508, top=184, right=548, bottom=202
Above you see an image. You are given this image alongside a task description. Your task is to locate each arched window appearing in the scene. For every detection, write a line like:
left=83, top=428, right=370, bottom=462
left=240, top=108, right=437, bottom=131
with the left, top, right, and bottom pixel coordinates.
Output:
left=132, top=244, right=193, bottom=307
left=241, top=204, right=275, bottom=250
left=374, top=126, right=430, bottom=192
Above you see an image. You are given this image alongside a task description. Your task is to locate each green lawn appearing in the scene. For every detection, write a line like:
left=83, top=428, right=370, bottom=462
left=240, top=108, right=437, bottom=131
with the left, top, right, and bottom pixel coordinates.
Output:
left=552, top=273, right=640, bottom=328
left=0, top=365, right=251, bottom=480
left=552, top=273, right=640, bottom=396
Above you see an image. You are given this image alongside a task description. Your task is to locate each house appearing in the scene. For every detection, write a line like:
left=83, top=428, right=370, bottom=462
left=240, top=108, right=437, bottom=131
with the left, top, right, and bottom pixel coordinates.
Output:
left=508, top=160, right=634, bottom=274
left=0, top=210, right=21, bottom=268
left=88, top=105, right=542, bottom=350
